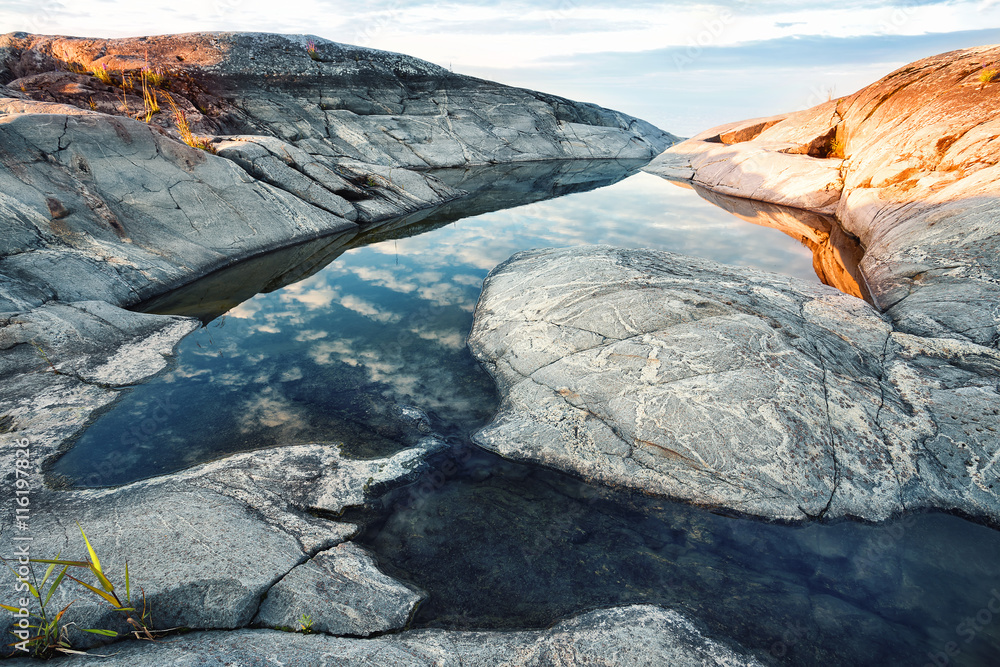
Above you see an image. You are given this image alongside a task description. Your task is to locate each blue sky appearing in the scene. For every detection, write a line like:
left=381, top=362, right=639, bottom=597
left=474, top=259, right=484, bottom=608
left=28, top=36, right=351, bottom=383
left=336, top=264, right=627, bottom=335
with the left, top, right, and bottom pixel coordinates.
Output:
left=4, top=1, right=999, bottom=134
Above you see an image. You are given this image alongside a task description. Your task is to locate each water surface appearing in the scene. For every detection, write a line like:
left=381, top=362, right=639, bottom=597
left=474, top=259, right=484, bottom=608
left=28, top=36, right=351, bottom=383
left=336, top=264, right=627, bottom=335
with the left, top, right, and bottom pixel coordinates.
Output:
left=356, top=445, right=1000, bottom=667
left=53, top=160, right=820, bottom=486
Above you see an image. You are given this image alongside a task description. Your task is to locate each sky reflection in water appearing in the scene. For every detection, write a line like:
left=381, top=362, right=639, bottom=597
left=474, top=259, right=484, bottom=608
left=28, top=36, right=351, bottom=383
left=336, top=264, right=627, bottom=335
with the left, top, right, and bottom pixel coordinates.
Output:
left=54, top=167, right=816, bottom=486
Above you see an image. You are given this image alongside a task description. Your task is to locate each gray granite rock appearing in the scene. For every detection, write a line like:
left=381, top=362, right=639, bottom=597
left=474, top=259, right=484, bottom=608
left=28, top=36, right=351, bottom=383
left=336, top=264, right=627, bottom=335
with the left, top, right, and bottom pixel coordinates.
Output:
left=0, top=109, right=363, bottom=313
left=0, top=300, right=200, bottom=467
left=1, top=32, right=676, bottom=170
left=4, top=605, right=763, bottom=666
left=610, top=45, right=1000, bottom=523
left=0, top=439, right=442, bottom=653
left=468, top=246, right=1000, bottom=523
left=254, top=542, right=424, bottom=637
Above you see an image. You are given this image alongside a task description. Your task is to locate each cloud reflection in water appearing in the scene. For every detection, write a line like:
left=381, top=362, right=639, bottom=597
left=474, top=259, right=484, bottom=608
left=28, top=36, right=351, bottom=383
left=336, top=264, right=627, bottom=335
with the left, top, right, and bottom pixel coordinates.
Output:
left=54, top=163, right=818, bottom=487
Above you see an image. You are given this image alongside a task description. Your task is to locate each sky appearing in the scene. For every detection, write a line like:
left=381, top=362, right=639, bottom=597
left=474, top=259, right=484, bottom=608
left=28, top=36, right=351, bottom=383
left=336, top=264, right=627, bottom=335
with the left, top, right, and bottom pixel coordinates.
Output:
left=4, top=1, right=1000, bottom=134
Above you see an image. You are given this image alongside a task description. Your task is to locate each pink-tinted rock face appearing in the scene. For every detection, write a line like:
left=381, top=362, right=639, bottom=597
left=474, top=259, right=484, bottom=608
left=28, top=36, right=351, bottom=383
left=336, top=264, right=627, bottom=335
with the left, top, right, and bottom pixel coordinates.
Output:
left=647, top=43, right=1000, bottom=350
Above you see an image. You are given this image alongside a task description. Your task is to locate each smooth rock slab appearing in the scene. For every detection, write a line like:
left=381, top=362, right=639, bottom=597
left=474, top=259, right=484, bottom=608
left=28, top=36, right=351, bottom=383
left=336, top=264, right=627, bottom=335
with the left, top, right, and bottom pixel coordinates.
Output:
left=254, top=542, right=424, bottom=636
left=9, top=605, right=763, bottom=666
left=0, top=441, right=443, bottom=654
left=468, top=246, right=1000, bottom=523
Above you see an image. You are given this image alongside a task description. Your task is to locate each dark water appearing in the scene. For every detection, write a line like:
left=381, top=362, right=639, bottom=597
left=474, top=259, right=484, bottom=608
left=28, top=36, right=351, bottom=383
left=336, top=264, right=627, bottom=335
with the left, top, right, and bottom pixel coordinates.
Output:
left=49, top=160, right=1000, bottom=666
left=355, top=445, right=1000, bottom=666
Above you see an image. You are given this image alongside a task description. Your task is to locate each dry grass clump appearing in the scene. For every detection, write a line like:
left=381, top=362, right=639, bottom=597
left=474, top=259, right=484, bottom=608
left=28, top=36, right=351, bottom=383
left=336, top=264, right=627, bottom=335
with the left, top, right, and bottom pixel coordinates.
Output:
left=979, top=68, right=1000, bottom=84
left=167, top=96, right=216, bottom=153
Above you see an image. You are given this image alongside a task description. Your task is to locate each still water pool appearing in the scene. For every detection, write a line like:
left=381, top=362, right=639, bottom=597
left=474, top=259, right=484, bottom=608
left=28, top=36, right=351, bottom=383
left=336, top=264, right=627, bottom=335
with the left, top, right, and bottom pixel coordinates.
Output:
left=53, top=160, right=820, bottom=485
left=51, top=160, right=1000, bottom=666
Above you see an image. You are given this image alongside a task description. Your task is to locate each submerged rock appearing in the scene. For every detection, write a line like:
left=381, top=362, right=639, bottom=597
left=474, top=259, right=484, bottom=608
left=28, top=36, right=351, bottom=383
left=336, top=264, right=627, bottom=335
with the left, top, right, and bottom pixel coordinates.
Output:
left=469, top=246, right=1000, bottom=523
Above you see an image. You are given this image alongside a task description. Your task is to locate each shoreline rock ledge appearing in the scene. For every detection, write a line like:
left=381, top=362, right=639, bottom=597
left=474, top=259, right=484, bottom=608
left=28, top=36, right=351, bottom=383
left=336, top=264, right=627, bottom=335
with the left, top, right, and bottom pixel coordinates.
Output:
left=470, top=45, right=1000, bottom=524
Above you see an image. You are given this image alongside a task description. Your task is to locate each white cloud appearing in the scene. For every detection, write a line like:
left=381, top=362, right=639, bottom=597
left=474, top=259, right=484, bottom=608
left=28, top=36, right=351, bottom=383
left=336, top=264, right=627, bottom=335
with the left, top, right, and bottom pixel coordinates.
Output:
left=309, top=339, right=359, bottom=365
left=238, top=390, right=310, bottom=434
left=295, top=329, right=329, bottom=342
left=346, top=266, right=420, bottom=293
left=279, top=367, right=304, bottom=382
left=451, top=274, right=484, bottom=287
left=280, top=282, right=340, bottom=310
left=417, top=282, right=477, bottom=309
left=228, top=300, right=263, bottom=319
left=339, top=294, right=402, bottom=323
left=162, top=367, right=212, bottom=382
left=411, top=327, right=466, bottom=349
left=7, top=2, right=996, bottom=74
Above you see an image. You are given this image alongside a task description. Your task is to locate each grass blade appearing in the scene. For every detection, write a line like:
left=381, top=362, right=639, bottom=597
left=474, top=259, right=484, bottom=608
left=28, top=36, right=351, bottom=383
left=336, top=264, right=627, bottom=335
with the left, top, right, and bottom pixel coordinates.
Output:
left=80, top=628, right=118, bottom=637
left=6, top=636, right=43, bottom=648
left=0, top=603, right=22, bottom=613
left=39, top=556, right=59, bottom=591
left=31, top=559, right=90, bottom=568
left=77, top=524, right=103, bottom=575
left=43, top=565, right=70, bottom=607
left=65, top=574, right=120, bottom=608
left=89, top=564, right=116, bottom=595
left=53, top=601, right=73, bottom=623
